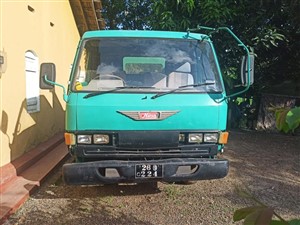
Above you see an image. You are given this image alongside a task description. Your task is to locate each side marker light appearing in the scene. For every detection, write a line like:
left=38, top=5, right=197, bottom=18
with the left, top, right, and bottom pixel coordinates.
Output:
left=218, top=132, right=229, bottom=144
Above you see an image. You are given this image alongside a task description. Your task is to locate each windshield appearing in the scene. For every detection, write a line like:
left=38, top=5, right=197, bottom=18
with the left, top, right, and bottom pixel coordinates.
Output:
left=72, top=38, right=223, bottom=93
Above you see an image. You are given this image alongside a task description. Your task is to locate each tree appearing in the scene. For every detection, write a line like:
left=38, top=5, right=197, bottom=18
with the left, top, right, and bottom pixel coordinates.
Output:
left=101, top=0, right=300, bottom=97
left=150, top=0, right=300, bottom=97
left=101, top=0, right=153, bottom=29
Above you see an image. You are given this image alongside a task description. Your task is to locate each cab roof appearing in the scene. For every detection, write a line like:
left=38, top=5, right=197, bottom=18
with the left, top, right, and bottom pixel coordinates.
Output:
left=82, top=30, right=209, bottom=41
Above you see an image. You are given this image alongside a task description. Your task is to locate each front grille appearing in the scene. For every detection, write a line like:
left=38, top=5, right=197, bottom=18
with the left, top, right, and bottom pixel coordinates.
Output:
left=77, top=144, right=217, bottom=160
left=73, top=130, right=219, bottom=160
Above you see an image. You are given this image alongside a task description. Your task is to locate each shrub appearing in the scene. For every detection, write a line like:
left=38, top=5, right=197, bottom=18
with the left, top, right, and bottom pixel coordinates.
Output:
left=233, top=187, right=300, bottom=225
left=275, top=107, right=300, bottom=133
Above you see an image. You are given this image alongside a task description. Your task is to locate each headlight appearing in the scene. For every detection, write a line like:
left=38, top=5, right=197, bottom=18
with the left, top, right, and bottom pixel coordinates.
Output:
left=188, top=133, right=203, bottom=143
left=93, top=134, right=110, bottom=144
left=77, top=135, right=92, bottom=144
left=204, top=133, right=218, bottom=143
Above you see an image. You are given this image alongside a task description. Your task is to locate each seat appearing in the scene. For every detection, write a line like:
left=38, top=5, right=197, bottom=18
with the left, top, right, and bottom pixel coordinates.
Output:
left=167, top=62, right=194, bottom=88
left=168, top=72, right=194, bottom=88
left=144, top=72, right=167, bottom=88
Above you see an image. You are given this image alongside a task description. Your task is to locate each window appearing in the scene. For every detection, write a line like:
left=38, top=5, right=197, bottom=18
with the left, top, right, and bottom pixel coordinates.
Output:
left=25, top=51, right=40, bottom=113
left=72, top=38, right=222, bottom=93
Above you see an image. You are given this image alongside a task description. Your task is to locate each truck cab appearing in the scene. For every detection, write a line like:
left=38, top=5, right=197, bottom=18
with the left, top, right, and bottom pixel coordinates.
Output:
left=40, top=28, right=253, bottom=185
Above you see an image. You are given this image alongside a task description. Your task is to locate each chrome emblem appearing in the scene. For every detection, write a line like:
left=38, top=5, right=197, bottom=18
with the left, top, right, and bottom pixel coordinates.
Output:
left=117, top=110, right=180, bottom=121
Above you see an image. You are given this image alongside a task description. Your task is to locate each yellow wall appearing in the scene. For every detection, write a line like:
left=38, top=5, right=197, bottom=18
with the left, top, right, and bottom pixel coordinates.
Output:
left=0, top=0, right=80, bottom=166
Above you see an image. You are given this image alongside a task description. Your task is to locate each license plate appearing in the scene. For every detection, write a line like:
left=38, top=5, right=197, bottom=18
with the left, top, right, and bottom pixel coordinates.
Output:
left=135, top=164, right=163, bottom=178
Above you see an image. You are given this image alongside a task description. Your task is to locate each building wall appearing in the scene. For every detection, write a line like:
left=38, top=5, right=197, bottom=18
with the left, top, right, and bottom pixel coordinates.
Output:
left=0, top=0, right=80, bottom=167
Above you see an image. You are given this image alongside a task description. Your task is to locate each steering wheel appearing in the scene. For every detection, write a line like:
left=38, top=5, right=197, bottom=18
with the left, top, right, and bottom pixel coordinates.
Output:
left=92, top=74, right=125, bottom=84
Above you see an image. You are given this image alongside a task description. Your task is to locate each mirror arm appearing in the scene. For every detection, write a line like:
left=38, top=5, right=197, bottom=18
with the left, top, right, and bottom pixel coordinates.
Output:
left=44, top=75, right=69, bottom=102
left=217, top=27, right=252, bottom=92
left=194, top=26, right=252, bottom=99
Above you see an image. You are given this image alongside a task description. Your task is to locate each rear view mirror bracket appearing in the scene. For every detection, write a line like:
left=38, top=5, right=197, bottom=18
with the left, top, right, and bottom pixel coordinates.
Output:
left=39, top=62, right=69, bottom=102
left=40, top=63, right=56, bottom=89
left=189, top=26, right=255, bottom=100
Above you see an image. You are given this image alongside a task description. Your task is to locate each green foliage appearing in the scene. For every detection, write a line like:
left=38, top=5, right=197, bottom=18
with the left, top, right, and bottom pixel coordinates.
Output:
left=234, top=206, right=300, bottom=225
left=147, top=0, right=300, bottom=97
left=163, top=184, right=182, bottom=199
left=101, top=0, right=153, bottom=29
left=286, top=107, right=300, bottom=132
left=275, top=107, right=300, bottom=133
left=275, top=108, right=291, bottom=133
left=233, top=206, right=276, bottom=225
left=200, top=0, right=233, bottom=25
left=222, top=66, right=238, bottom=92
left=151, top=0, right=191, bottom=31
left=252, top=28, right=286, bottom=49
left=100, top=0, right=300, bottom=110
left=234, top=187, right=300, bottom=225
left=289, top=220, right=300, bottom=225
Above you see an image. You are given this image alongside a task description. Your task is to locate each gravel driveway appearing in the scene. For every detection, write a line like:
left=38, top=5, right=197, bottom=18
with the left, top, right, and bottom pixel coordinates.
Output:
left=5, top=130, right=300, bottom=225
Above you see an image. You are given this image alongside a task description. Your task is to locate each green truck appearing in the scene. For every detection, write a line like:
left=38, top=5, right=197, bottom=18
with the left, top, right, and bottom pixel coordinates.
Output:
left=40, top=27, right=253, bottom=185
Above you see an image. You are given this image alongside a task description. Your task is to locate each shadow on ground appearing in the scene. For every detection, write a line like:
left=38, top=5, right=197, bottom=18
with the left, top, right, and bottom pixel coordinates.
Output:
left=223, top=129, right=300, bottom=218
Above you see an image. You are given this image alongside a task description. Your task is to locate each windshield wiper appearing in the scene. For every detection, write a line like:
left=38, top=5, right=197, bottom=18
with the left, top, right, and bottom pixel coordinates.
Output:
left=151, top=81, right=216, bottom=99
left=84, top=86, right=154, bottom=99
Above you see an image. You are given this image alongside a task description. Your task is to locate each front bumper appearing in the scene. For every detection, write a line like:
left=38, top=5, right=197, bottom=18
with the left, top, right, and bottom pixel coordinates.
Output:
left=63, top=158, right=229, bottom=185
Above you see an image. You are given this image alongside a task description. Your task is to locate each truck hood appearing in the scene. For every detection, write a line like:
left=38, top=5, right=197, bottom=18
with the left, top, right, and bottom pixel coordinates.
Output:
left=66, top=93, right=227, bottom=131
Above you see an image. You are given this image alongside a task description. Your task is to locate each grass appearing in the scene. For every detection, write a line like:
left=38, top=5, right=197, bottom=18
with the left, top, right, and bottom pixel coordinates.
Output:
left=163, top=184, right=182, bottom=199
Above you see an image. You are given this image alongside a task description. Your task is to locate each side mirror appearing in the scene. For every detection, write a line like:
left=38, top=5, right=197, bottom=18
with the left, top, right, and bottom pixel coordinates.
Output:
left=40, top=63, right=56, bottom=89
left=241, top=54, right=254, bottom=86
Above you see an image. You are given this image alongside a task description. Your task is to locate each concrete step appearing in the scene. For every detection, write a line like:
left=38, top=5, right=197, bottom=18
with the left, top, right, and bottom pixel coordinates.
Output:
left=0, top=133, right=64, bottom=189
left=0, top=135, right=68, bottom=224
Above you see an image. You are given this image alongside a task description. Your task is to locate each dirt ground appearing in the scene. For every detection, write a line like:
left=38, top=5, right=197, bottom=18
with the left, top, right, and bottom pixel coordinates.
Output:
left=5, top=130, right=300, bottom=225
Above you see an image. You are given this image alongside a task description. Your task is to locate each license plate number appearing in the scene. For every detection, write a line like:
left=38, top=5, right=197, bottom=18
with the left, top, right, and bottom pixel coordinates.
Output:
left=135, top=164, right=163, bottom=178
